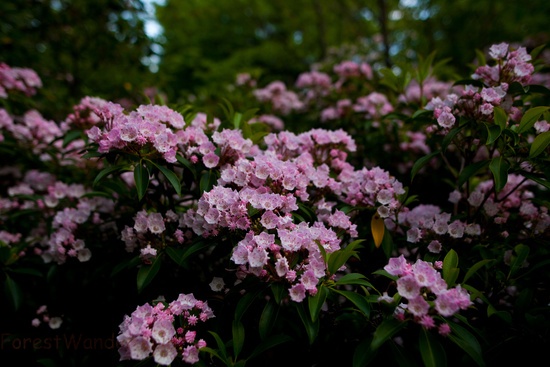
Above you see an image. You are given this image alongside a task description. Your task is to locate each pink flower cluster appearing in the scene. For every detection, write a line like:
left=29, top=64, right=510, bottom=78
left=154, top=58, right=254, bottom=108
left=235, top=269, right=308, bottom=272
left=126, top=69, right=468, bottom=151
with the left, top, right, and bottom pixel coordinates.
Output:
left=117, top=293, right=214, bottom=365
left=121, top=209, right=186, bottom=258
left=0, top=62, right=42, bottom=98
left=180, top=128, right=404, bottom=302
left=31, top=305, right=63, bottom=330
left=87, top=103, right=185, bottom=163
left=253, top=81, right=305, bottom=115
left=425, top=43, right=535, bottom=132
left=381, top=255, right=473, bottom=333
left=473, top=42, right=535, bottom=86
left=465, top=174, right=549, bottom=237
left=1, top=168, right=116, bottom=264
left=391, top=204, right=480, bottom=248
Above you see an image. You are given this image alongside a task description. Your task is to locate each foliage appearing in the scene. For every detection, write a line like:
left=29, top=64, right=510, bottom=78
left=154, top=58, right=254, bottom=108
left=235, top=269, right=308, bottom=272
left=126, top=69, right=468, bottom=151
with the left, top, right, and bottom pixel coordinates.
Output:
left=0, top=40, right=549, bottom=367
left=0, top=0, right=156, bottom=120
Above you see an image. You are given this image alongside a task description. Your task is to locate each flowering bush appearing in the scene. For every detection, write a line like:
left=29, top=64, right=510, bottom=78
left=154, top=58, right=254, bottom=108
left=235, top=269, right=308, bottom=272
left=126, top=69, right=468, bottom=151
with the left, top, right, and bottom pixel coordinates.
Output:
left=0, top=42, right=549, bottom=367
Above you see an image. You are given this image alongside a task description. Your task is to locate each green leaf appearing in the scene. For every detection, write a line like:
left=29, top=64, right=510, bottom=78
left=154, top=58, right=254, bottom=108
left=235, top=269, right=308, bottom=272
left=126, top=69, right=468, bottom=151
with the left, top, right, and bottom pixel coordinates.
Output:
left=443, top=249, right=459, bottom=286
left=8, top=267, right=43, bottom=277
left=463, top=259, right=494, bottom=283
left=4, top=274, right=22, bottom=311
left=330, top=289, right=370, bottom=317
left=519, top=171, right=550, bottom=190
left=207, top=331, right=228, bottom=363
left=457, top=160, right=490, bottom=188
left=411, top=151, right=440, bottom=181
left=492, top=106, right=508, bottom=130
left=200, top=170, right=217, bottom=194
left=232, top=320, right=245, bottom=359
left=148, top=160, right=182, bottom=195
left=235, top=290, right=260, bottom=322
left=136, top=256, right=161, bottom=293
left=335, top=273, right=374, bottom=288
left=271, top=283, right=285, bottom=305
left=529, top=130, right=550, bottom=158
left=353, top=337, right=377, bottom=367
left=370, top=318, right=407, bottom=350
left=327, top=239, right=364, bottom=275
left=93, top=164, right=128, bottom=187
left=218, top=97, right=235, bottom=122
left=296, top=302, right=319, bottom=345
left=489, top=156, right=510, bottom=192
left=517, top=106, right=550, bottom=134
left=110, top=256, right=141, bottom=277
left=176, top=154, right=198, bottom=179
left=441, top=125, right=464, bottom=152
left=447, top=321, right=486, bottom=367
left=62, top=130, right=84, bottom=148
left=419, top=328, right=447, bottom=367
left=308, top=285, right=328, bottom=322
left=258, top=300, right=277, bottom=340
left=508, top=244, right=530, bottom=279
left=484, top=123, right=502, bottom=145
left=247, top=334, right=293, bottom=361
left=134, top=162, right=150, bottom=201
left=474, top=49, right=486, bottom=67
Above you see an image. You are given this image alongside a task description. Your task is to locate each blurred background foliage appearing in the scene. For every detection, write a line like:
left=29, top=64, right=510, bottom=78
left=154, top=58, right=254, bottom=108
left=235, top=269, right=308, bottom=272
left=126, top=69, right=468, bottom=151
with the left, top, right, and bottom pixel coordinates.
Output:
left=1, top=0, right=549, bottom=117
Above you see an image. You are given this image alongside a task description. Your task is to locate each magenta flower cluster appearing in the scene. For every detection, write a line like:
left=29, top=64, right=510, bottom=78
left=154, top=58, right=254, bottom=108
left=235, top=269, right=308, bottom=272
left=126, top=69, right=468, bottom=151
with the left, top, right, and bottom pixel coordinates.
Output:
left=0, top=62, right=42, bottom=98
left=117, top=293, right=214, bottom=365
left=381, top=255, right=473, bottom=334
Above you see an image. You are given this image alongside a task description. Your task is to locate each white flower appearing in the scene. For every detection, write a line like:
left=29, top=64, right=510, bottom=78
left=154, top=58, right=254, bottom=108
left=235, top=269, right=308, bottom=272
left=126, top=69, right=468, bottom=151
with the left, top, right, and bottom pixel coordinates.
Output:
left=153, top=343, right=177, bottom=366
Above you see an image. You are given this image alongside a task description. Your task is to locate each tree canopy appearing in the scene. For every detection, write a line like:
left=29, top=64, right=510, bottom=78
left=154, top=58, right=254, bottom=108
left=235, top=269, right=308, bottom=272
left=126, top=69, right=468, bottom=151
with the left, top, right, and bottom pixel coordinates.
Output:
left=0, top=0, right=156, bottom=119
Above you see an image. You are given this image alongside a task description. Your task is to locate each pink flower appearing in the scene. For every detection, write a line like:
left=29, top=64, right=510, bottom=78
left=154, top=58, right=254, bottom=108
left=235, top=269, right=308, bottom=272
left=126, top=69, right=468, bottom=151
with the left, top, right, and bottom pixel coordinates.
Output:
left=152, top=319, right=176, bottom=344
left=153, top=343, right=177, bottom=365
left=289, top=283, right=307, bottom=302
left=396, top=275, right=421, bottom=299
left=128, top=337, right=153, bottom=360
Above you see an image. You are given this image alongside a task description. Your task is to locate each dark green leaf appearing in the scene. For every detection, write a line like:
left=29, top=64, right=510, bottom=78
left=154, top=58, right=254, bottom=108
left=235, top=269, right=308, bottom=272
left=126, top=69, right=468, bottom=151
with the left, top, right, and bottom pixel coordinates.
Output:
left=62, top=130, right=84, bottom=148
left=458, top=160, right=490, bottom=188
left=200, top=170, right=217, bottom=194
left=492, top=106, right=508, bottom=130
left=308, top=285, right=328, bottom=322
left=148, top=159, right=182, bottom=195
left=447, top=321, right=486, bottom=367
left=529, top=130, right=550, bottom=158
left=370, top=317, right=407, bottom=350
left=296, top=302, right=319, bottom=345
left=235, top=290, right=260, bottom=322
left=330, top=289, right=370, bottom=317
left=335, top=273, right=374, bottom=288
left=4, top=274, right=22, bottom=311
left=176, top=153, right=198, bottom=179
left=508, top=244, right=530, bottom=279
left=259, top=300, right=277, bottom=340
left=327, top=239, right=364, bottom=275
left=443, top=249, right=459, bottom=286
left=484, top=123, right=502, bottom=145
left=136, top=256, right=161, bottom=293
left=463, top=259, right=494, bottom=283
left=134, top=162, right=150, bottom=201
left=232, top=320, right=245, bottom=359
left=353, top=337, right=376, bottom=367
left=247, top=334, right=293, bottom=361
left=419, top=328, right=447, bottom=367
left=517, top=106, right=550, bottom=134
left=93, top=164, right=128, bottom=187
left=207, top=331, right=228, bottom=363
left=489, top=156, right=510, bottom=192
left=411, top=151, right=440, bottom=181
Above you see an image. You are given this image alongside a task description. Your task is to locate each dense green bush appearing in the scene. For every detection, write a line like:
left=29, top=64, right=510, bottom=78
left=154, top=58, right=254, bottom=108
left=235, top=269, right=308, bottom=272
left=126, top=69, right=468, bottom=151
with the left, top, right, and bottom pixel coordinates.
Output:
left=0, top=41, right=549, bottom=367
